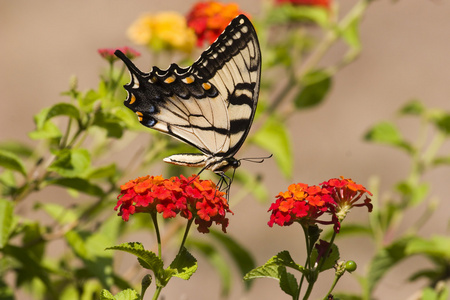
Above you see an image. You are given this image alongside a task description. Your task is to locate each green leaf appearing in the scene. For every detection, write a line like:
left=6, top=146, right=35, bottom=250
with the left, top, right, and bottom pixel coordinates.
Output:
left=340, top=16, right=362, bottom=53
left=47, top=149, right=91, bottom=178
left=0, top=141, right=33, bottom=158
left=364, top=237, right=413, bottom=298
left=279, top=268, right=298, bottom=297
left=141, top=274, right=152, bottom=299
left=2, top=245, right=53, bottom=293
left=0, top=278, right=14, bottom=300
left=210, top=230, right=256, bottom=284
left=395, top=181, right=429, bottom=206
left=106, top=242, right=164, bottom=274
left=93, top=111, right=124, bottom=138
left=47, top=177, right=104, bottom=196
left=267, top=251, right=305, bottom=273
left=167, top=247, right=197, bottom=280
left=251, top=117, right=292, bottom=177
left=0, top=149, right=27, bottom=176
left=85, top=163, right=117, bottom=180
left=295, top=70, right=332, bottom=109
left=100, top=289, right=140, bottom=300
left=244, top=264, right=286, bottom=281
left=429, top=111, right=450, bottom=135
left=0, top=199, right=14, bottom=248
left=398, top=99, right=425, bottom=116
left=405, top=235, right=450, bottom=259
left=188, top=239, right=232, bottom=296
left=364, top=121, right=413, bottom=153
left=310, top=244, right=340, bottom=272
left=36, top=202, right=78, bottom=225
left=28, top=118, right=62, bottom=140
left=79, top=89, right=100, bottom=112
left=266, top=4, right=330, bottom=27
left=45, top=103, right=80, bottom=123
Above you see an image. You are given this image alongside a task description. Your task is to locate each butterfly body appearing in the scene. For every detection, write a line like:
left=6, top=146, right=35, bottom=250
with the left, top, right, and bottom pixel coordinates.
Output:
left=115, top=14, right=261, bottom=176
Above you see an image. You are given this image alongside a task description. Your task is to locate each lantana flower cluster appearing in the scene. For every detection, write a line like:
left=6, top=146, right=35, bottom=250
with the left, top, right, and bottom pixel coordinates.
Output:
left=127, top=12, right=196, bottom=53
left=268, top=177, right=372, bottom=232
left=115, top=175, right=232, bottom=233
left=186, top=1, right=246, bottom=46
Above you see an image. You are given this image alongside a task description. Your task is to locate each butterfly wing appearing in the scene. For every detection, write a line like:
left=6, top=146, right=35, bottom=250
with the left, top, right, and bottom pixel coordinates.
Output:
left=115, top=14, right=261, bottom=168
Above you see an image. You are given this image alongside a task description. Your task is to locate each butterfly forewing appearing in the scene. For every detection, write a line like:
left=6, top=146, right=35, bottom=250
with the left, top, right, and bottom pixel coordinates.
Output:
left=115, top=14, right=261, bottom=172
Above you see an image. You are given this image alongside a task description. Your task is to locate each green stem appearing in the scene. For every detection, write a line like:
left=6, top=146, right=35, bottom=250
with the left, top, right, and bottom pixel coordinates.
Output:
left=322, top=273, right=342, bottom=300
left=152, top=286, right=162, bottom=300
left=150, top=212, right=162, bottom=259
left=179, top=218, right=194, bottom=253
left=296, top=225, right=312, bottom=300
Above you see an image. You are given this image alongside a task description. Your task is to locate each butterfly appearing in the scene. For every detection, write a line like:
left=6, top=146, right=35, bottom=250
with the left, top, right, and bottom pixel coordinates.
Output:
left=115, top=14, right=261, bottom=190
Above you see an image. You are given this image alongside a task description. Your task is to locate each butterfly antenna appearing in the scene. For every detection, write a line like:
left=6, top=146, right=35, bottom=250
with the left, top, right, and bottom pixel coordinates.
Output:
left=240, top=153, right=273, bottom=164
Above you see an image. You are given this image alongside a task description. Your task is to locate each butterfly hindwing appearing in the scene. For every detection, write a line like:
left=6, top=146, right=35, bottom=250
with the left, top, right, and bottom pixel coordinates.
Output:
left=115, top=14, right=261, bottom=172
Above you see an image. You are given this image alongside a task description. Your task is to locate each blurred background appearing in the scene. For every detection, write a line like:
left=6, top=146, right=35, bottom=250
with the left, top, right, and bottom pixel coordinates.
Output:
left=1, top=0, right=450, bottom=299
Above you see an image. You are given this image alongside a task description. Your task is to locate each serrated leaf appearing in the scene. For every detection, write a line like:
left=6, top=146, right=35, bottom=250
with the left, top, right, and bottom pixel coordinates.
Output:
left=398, top=99, right=425, bottom=116
left=0, top=149, right=27, bottom=176
left=167, top=247, right=197, bottom=280
left=45, top=103, right=80, bottom=123
left=47, top=149, right=91, bottom=178
left=295, top=70, right=332, bottom=109
left=267, top=251, right=305, bottom=273
left=0, top=199, right=14, bottom=248
left=244, top=264, right=285, bottom=281
left=251, top=117, right=292, bottom=177
left=100, top=289, right=140, bottom=300
left=47, top=177, right=104, bottom=196
left=279, top=268, right=298, bottom=297
left=188, top=239, right=231, bottom=296
left=364, top=121, right=413, bottom=153
left=106, top=242, right=164, bottom=274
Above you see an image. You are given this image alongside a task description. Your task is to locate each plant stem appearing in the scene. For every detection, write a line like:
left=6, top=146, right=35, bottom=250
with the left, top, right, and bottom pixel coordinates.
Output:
left=151, top=211, right=162, bottom=259
left=179, top=218, right=194, bottom=253
left=152, top=286, right=162, bottom=300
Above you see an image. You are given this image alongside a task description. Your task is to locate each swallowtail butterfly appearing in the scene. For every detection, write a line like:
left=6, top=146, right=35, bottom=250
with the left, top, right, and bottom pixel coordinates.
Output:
left=115, top=14, right=261, bottom=188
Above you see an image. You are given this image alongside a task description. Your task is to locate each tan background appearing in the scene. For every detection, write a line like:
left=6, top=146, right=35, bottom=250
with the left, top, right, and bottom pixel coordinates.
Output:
left=1, top=0, right=450, bottom=299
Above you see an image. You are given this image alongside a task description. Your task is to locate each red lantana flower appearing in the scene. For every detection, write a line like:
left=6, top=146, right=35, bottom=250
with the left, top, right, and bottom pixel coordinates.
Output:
left=115, top=175, right=232, bottom=233
left=275, top=0, right=331, bottom=9
left=321, top=176, right=373, bottom=222
left=98, top=46, right=140, bottom=63
left=268, top=183, right=336, bottom=229
left=186, top=1, right=247, bottom=46
left=268, top=177, right=372, bottom=233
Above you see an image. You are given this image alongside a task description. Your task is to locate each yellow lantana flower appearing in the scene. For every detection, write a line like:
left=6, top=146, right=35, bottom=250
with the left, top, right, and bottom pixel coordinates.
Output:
left=127, top=12, right=196, bottom=53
